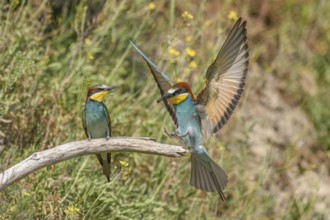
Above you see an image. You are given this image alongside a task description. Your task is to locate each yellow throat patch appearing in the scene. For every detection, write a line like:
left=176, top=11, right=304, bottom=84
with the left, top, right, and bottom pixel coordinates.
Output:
left=90, top=91, right=108, bottom=102
left=168, top=93, right=188, bottom=105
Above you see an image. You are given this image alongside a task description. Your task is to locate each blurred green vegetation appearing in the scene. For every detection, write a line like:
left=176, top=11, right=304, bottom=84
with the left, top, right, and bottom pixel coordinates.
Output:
left=0, top=0, right=329, bottom=219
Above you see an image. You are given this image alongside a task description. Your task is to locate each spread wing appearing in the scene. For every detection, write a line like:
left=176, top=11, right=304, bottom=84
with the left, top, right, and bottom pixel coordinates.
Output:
left=131, top=41, right=178, bottom=127
left=196, top=18, right=249, bottom=136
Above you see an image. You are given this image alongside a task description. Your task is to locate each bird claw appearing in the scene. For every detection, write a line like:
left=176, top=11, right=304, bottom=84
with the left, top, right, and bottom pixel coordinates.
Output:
left=106, top=136, right=110, bottom=141
left=164, top=128, right=189, bottom=138
left=177, top=129, right=189, bottom=138
left=164, top=128, right=176, bottom=138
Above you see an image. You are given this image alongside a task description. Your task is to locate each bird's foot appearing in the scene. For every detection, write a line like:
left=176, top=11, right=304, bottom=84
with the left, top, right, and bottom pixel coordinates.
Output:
left=164, top=128, right=189, bottom=138
left=164, top=128, right=177, bottom=138
left=176, top=129, right=189, bottom=138
left=106, top=136, right=110, bottom=141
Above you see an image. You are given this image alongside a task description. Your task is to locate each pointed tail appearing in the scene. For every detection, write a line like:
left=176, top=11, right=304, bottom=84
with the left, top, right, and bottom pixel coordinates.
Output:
left=96, top=153, right=111, bottom=182
left=190, top=150, right=228, bottom=201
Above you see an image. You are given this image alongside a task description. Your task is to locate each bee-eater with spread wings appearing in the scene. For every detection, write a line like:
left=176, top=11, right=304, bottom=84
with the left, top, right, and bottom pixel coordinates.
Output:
left=131, top=18, right=249, bottom=200
left=82, top=85, right=118, bottom=182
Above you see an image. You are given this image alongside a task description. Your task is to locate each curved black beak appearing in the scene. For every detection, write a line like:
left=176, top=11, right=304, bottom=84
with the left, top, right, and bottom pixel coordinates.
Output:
left=157, top=92, right=175, bottom=103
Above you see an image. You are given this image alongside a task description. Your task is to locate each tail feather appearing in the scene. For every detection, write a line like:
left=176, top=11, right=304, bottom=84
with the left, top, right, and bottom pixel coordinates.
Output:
left=190, top=154, right=228, bottom=201
left=96, top=153, right=111, bottom=182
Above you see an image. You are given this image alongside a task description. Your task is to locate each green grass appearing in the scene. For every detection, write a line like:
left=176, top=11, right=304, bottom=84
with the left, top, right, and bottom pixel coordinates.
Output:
left=0, top=0, right=329, bottom=219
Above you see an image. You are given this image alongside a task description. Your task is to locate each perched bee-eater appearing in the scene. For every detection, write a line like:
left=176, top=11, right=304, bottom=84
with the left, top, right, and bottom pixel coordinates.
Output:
left=131, top=18, right=248, bottom=200
left=82, top=85, right=118, bottom=182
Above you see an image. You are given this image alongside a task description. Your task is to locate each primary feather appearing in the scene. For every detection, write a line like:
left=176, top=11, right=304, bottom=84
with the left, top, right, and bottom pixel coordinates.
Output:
left=130, top=41, right=178, bottom=127
left=196, top=18, right=249, bottom=136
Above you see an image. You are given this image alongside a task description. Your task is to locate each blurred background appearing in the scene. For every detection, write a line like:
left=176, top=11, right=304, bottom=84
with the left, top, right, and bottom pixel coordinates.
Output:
left=0, top=0, right=329, bottom=219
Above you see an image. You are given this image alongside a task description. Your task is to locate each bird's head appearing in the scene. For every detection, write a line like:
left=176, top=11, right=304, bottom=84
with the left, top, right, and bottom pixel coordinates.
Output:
left=86, top=85, right=119, bottom=102
left=157, top=82, right=194, bottom=105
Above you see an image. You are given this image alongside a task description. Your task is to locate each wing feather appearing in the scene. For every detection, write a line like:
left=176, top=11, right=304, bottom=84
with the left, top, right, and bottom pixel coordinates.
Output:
left=196, top=18, right=249, bottom=136
left=82, top=106, right=88, bottom=137
left=101, top=102, right=112, bottom=136
left=131, top=41, right=178, bottom=127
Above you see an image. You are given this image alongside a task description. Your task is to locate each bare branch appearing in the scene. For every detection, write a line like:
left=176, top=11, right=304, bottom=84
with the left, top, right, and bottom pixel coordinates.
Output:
left=0, top=137, right=187, bottom=191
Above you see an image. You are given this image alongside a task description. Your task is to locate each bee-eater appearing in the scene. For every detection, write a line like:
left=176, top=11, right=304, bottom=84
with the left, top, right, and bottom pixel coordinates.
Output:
left=131, top=18, right=248, bottom=200
left=82, top=85, right=118, bottom=182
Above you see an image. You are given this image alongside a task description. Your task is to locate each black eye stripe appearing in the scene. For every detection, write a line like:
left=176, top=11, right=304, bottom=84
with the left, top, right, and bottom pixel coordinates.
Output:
left=96, top=87, right=106, bottom=91
left=174, top=88, right=187, bottom=94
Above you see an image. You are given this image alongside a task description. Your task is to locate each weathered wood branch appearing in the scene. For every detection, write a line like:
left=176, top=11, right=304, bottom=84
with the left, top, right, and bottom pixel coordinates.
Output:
left=0, top=137, right=187, bottom=191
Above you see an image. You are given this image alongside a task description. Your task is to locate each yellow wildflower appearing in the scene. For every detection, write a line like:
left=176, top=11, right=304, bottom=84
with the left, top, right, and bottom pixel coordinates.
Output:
left=24, top=192, right=31, bottom=197
left=148, top=2, right=155, bottom=10
left=119, top=160, right=129, bottom=167
left=228, top=10, right=238, bottom=21
left=64, top=204, right=80, bottom=215
left=9, top=206, right=16, bottom=212
left=181, top=11, right=194, bottom=20
left=168, top=47, right=181, bottom=57
left=185, top=36, right=192, bottom=43
left=185, top=47, right=196, bottom=57
left=84, top=38, right=92, bottom=46
left=203, top=19, right=212, bottom=28
left=189, top=61, right=197, bottom=69
left=87, top=53, right=95, bottom=61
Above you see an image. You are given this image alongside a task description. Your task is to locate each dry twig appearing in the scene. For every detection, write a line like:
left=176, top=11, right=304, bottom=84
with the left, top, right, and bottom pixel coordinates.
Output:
left=0, top=137, right=187, bottom=191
